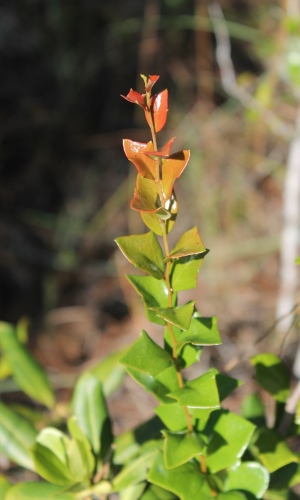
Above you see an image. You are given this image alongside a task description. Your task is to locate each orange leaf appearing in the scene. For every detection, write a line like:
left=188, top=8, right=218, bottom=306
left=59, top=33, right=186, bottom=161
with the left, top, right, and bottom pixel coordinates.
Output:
left=121, top=89, right=146, bottom=107
left=160, top=150, right=190, bottom=199
left=145, top=89, right=168, bottom=133
left=144, top=137, right=176, bottom=159
left=123, top=139, right=157, bottom=179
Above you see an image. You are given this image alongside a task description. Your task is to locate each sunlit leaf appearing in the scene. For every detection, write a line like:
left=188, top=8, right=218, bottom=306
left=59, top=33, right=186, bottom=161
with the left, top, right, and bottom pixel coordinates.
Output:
left=165, top=226, right=206, bottom=260
left=115, top=232, right=164, bottom=279
left=0, top=476, right=10, bottom=497
left=152, top=302, right=195, bottom=331
left=142, top=192, right=178, bottom=235
left=219, top=462, right=269, bottom=498
left=127, top=365, right=179, bottom=403
left=130, top=176, right=162, bottom=213
left=170, top=253, right=206, bottom=291
left=146, top=89, right=168, bottom=133
left=144, top=137, right=175, bottom=159
left=251, top=427, right=298, bottom=473
left=113, top=450, right=157, bottom=491
left=127, top=275, right=170, bottom=325
left=162, top=430, right=203, bottom=469
left=167, top=369, right=220, bottom=409
left=251, top=353, right=291, bottom=403
left=5, top=482, right=76, bottom=500
left=155, top=402, right=187, bottom=432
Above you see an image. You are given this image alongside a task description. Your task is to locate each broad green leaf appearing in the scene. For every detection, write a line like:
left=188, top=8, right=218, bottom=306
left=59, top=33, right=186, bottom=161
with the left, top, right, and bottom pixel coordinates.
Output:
left=217, top=494, right=248, bottom=500
left=0, top=475, right=10, bottom=497
left=120, top=331, right=174, bottom=376
left=162, top=430, right=203, bottom=469
left=87, top=349, right=126, bottom=397
left=155, top=403, right=187, bottom=432
left=31, top=441, right=74, bottom=486
left=127, top=275, right=169, bottom=326
left=113, top=450, right=157, bottom=491
left=263, top=490, right=299, bottom=500
left=130, top=176, right=162, bottom=213
left=72, top=373, right=112, bottom=460
left=35, top=427, right=70, bottom=464
left=206, top=411, right=255, bottom=473
left=115, top=232, right=164, bottom=279
left=220, top=462, right=269, bottom=498
left=0, top=401, right=37, bottom=470
left=251, top=427, right=298, bottom=473
left=241, top=393, right=266, bottom=426
left=170, top=254, right=206, bottom=291
left=67, top=418, right=95, bottom=480
left=141, top=484, right=177, bottom=499
left=165, top=226, right=206, bottom=260
left=179, top=344, right=202, bottom=368
left=269, top=462, right=300, bottom=489
left=0, top=322, right=54, bottom=408
left=167, top=369, right=220, bottom=409
left=142, top=192, right=178, bottom=236
left=5, top=482, right=76, bottom=499
left=127, top=365, right=179, bottom=403
left=165, top=313, right=221, bottom=353
left=148, top=451, right=211, bottom=500
left=251, top=353, right=291, bottom=403
left=120, top=482, right=146, bottom=500
left=191, top=408, right=217, bottom=435
left=152, top=302, right=195, bottom=331
left=213, top=370, right=242, bottom=402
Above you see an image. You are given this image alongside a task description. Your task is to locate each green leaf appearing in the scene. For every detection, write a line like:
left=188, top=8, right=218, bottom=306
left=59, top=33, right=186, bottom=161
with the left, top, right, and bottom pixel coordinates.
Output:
left=31, top=441, right=74, bottom=486
left=251, top=353, right=291, bottom=402
left=0, top=401, right=37, bottom=470
left=87, top=349, right=126, bottom=397
left=179, top=344, right=202, bottom=368
left=130, top=175, right=162, bottom=213
left=269, top=462, right=300, bottom=490
left=165, top=313, right=221, bottom=353
left=113, top=450, right=157, bottom=491
left=206, top=411, right=255, bottom=473
left=0, top=322, right=55, bottom=408
left=67, top=418, right=95, bottom=480
left=120, top=482, right=146, bottom=500
left=155, top=403, right=187, bottom=432
left=148, top=451, right=211, bottom=500
left=170, top=254, right=206, bottom=291
left=72, top=373, right=112, bottom=460
left=241, top=393, right=266, bottom=426
left=5, top=482, right=76, bottom=499
left=115, top=232, right=164, bottom=279
left=213, top=370, right=242, bottom=402
left=0, top=475, right=10, bottom=497
left=165, top=227, right=206, bottom=260
left=120, top=331, right=174, bottom=377
left=152, top=302, right=195, bottom=331
left=127, top=365, right=179, bottom=403
left=220, top=462, right=269, bottom=498
left=127, top=275, right=170, bottom=325
left=141, top=192, right=178, bottom=236
left=217, top=494, right=249, bottom=500
left=167, top=369, right=220, bottom=409
left=140, top=484, right=177, bottom=499
left=162, top=430, right=203, bottom=469
left=251, top=427, right=298, bottom=473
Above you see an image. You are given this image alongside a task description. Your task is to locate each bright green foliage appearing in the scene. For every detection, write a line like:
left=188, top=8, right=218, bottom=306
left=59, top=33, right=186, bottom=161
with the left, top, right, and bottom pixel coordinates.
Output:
left=5, top=482, right=76, bottom=499
left=168, top=370, right=220, bottom=409
left=115, top=232, right=164, bottom=279
left=219, top=462, right=269, bottom=498
left=0, top=476, right=10, bottom=497
left=165, top=226, right=206, bottom=260
left=170, top=254, right=206, bottom=291
left=162, top=430, right=203, bottom=469
left=152, top=302, right=195, bottom=331
left=251, top=353, right=291, bottom=402
left=251, top=428, right=298, bottom=473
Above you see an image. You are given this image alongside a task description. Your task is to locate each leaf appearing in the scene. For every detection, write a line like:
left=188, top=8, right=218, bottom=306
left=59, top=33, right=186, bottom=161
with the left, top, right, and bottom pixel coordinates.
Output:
left=213, top=370, right=242, bottom=402
left=148, top=451, right=211, bottom=500
left=126, top=365, right=179, bottom=403
left=72, top=373, right=112, bottom=460
left=170, top=254, right=206, bottom=291
left=5, top=482, right=76, bottom=500
left=113, top=450, right=157, bottom=491
left=115, top=232, right=164, bottom=279
left=120, top=482, right=146, bottom=500
left=67, top=417, right=95, bottom=480
left=146, top=89, right=168, bottom=133
left=144, top=137, right=175, bottom=159
left=155, top=402, right=187, bottom=432
left=216, top=494, right=248, bottom=500
left=31, top=441, right=74, bottom=486
left=220, top=462, right=269, bottom=498
left=0, top=322, right=55, bottom=408
left=251, top=427, right=298, bottom=473
left=140, top=484, right=177, bottom=499
left=151, top=302, right=195, bottom=331
left=130, top=176, right=162, bottom=213
left=162, top=431, right=203, bottom=469
left=179, top=344, right=202, bottom=368
left=241, top=393, right=266, bottom=426
left=142, top=192, right=178, bottom=236
left=126, top=275, right=170, bottom=326
left=120, top=331, right=174, bottom=377
left=165, top=313, right=222, bottom=353
left=0, top=475, right=10, bottom=497
left=0, top=401, right=37, bottom=470
left=88, top=349, right=126, bottom=397
left=206, top=411, right=256, bottom=473
left=251, top=353, right=291, bottom=402
left=165, top=227, right=206, bottom=260
left=167, top=369, right=220, bottom=409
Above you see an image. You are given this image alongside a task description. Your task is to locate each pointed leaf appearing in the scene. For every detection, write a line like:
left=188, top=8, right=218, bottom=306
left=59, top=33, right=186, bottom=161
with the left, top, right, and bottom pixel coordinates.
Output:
left=120, top=483, right=146, bottom=500
left=148, top=451, right=211, bottom=500
left=163, top=431, right=203, bottom=469
left=165, top=313, right=222, bottom=353
left=115, top=232, right=164, bottom=279
left=142, top=192, right=178, bottom=236
left=113, top=450, right=157, bottom=491
left=251, top=427, right=298, bottom=472
left=5, top=482, right=76, bottom=500
left=120, top=331, right=174, bottom=377
left=152, top=302, right=195, bottom=331
left=0, top=401, right=37, bottom=470
left=122, top=89, right=146, bottom=107
left=72, top=373, right=112, bottom=460
left=220, top=462, right=269, bottom=498
left=165, top=227, right=206, bottom=260
left=160, top=150, right=190, bottom=199
left=251, top=353, right=291, bottom=402
left=170, top=254, right=206, bottom=291
left=146, top=89, right=168, bottom=132
left=155, top=402, right=187, bottom=432
left=131, top=176, right=162, bottom=213
left=167, top=370, right=220, bottom=409
left=144, top=137, right=176, bottom=159
left=206, top=411, right=255, bottom=473
left=140, top=484, right=177, bottom=499
left=0, top=322, right=54, bottom=408
left=127, top=365, right=179, bottom=403
left=31, top=441, right=74, bottom=486
left=67, top=418, right=95, bottom=479
left=123, top=140, right=157, bottom=179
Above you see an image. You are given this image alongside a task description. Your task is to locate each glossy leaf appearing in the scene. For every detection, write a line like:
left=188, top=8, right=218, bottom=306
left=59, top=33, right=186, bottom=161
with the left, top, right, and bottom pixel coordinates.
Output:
left=67, top=417, right=95, bottom=480
left=165, top=226, right=206, bottom=260
left=206, top=411, right=256, bottom=473
left=251, top=427, right=298, bottom=473
left=122, top=88, right=146, bottom=107
left=5, top=482, right=76, bottom=500
left=72, top=373, right=113, bottom=460
left=142, top=192, right=178, bottom=236
left=88, top=349, right=126, bottom=397
left=120, top=330, right=174, bottom=377
left=170, top=254, right=206, bottom=291
left=0, top=401, right=37, bottom=470
left=115, top=232, right=164, bottom=279
left=144, top=137, right=175, bottom=159
left=179, top=344, right=202, bottom=368
left=0, top=475, right=10, bottom=497
left=123, top=140, right=157, bottom=179
left=220, top=462, right=269, bottom=498
left=127, top=365, right=179, bottom=403
left=131, top=176, right=162, bottom=213
left=251, top=353, right=291, bottom=402
left=146, top=89, right=168, bottom=132
left=31, top=440, right=74, bottom=486
left=113, top=450, right=157, bottom=491
left=167, top=369, right=220, bottom=409
left=148, top=451, right=211, bottom=500
left=155, top=402, right=187, bottom=432
left=152, top=302, right=195, bottom=331
left=162, top=430, right=203, bottom=469
left=0, top=322, right=54, bottom=408
left=126, top=275, right=170, bottom=325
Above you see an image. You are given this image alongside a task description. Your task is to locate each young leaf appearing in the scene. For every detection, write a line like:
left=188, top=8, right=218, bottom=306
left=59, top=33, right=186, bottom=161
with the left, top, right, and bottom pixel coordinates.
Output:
left=167, top=370, right=220, bottom=409
left=130, top=176, right=162, bottom=213
left=115, top=232, right=164, bottom=279
left=142, top=192, right=178, bottom=236
left=5, top=482, right=76, bottom=500
left=0, top=401, right=37, bottom=470
left=170, top=254, right=206, bottom=291
left=165, top=226, right=206, bottom=260
left=120, top=331, right=174, bottom=377
left=219, top=462, right=269, bottom=498
left=162, top=430, right=203, bottom=469
left=123, top=139, right=157, bottom=179
left=0, top=322, right=55, bottom=408
left=206, top=411, right=256, bottom=473
left=251, top=353, right=291, bottom=403
left=251, top=427, right=299, bottom=473
left=146, top=89, right=168, bottom=133
left=72, top=373, right=113, bottom=460
left=151, top=302, right=195, bottom=331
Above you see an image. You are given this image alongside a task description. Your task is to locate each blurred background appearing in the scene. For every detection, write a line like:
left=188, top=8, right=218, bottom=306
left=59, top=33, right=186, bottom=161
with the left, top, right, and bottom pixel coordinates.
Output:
left=1, top=0, right=300, bottom=428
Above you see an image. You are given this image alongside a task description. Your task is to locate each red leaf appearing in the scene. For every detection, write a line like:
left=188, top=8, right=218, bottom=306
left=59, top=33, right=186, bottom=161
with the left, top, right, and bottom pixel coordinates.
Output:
left=144, top=137, right=175, bottom=159
left=123, top=139, right=157, bottom=179
left=145, top=89, right=168, bottom=133
left=121, top=89, right=146, bottom=107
